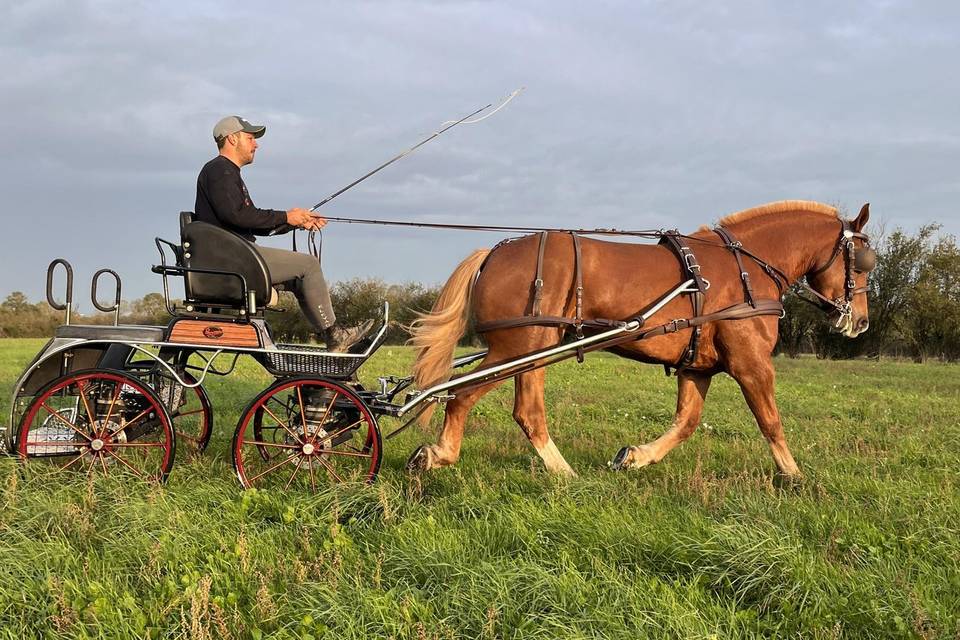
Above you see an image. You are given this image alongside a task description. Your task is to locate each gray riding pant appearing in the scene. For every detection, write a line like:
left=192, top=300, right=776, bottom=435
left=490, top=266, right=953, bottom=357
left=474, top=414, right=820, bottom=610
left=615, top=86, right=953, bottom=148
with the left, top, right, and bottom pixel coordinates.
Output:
left=256, top=246, right=336, bottom=331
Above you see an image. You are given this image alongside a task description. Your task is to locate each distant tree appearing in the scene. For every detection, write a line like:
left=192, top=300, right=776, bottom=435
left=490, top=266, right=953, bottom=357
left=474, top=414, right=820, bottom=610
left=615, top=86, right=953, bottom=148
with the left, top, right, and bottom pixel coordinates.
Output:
left=130, top=292, right=171, bottom=325
left=1, top=291, right=32, bottom=314
left=264, top=279, right=445, bottom=344
left=863, top=224, right=940, bottom=358
left=0, top=292, right=62, bottom=337
left=777, top=289, right=821, bottom=357
left=898, top=234, right=960, bottom=362
left=265, top=292, right=315, bottom=343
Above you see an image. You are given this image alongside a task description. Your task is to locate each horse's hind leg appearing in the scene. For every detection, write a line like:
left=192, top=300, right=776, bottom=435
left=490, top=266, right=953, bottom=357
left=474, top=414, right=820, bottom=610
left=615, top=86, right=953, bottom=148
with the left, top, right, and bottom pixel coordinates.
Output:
left=611, top=371, right=712, bottom=470
left=406, top=379, right=505, bottom=472
left=514, top=368, right=575, bottom=476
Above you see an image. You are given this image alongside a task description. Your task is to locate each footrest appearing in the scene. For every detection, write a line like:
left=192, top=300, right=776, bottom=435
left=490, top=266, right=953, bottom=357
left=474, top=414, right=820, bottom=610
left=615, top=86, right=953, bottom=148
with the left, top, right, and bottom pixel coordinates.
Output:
left=265, top=345, right=366, bottom=378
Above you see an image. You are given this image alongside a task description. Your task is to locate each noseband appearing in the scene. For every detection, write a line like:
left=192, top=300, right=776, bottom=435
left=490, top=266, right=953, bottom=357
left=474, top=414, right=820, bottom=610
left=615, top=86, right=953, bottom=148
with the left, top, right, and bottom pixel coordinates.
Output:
left=800, top=219, right=875, bottom=326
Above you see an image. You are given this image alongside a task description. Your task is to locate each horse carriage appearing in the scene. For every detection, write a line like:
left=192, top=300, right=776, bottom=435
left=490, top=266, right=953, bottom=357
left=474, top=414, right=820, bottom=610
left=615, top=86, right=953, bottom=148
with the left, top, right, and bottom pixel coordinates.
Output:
left=3, top=201, right=876, bottom=489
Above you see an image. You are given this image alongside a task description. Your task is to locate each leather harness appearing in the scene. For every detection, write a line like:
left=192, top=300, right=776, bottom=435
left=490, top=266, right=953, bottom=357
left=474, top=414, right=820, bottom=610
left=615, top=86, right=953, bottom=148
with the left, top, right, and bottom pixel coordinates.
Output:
left=475, top=227, right=789, bottom=374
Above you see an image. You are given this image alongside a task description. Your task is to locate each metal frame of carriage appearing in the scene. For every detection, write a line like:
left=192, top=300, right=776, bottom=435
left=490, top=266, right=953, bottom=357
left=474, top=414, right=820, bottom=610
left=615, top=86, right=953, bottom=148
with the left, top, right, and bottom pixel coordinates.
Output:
left=1, top=212, right=790, bottom=490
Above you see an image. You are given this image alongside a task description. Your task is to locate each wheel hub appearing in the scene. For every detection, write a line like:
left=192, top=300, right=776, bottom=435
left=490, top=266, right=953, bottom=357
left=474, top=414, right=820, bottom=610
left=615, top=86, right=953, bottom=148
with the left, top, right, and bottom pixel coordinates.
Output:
left=302, top=442, right=315, bottom=455
left=90, top=439, right=105, bottom=451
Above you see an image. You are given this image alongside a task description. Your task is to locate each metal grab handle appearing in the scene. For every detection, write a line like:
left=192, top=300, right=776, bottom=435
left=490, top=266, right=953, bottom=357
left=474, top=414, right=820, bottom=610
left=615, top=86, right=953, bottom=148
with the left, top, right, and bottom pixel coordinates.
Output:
left=46, top=259, right=74, bottom=324
left=92, top=268, right=122, bottom=325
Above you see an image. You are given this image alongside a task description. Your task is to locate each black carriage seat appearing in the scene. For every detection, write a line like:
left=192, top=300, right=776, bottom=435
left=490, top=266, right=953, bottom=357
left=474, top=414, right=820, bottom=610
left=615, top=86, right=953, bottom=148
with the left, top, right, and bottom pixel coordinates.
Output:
left=178, top=212, right=279, bottom=310
left=55, top=324, right=166, bottom=342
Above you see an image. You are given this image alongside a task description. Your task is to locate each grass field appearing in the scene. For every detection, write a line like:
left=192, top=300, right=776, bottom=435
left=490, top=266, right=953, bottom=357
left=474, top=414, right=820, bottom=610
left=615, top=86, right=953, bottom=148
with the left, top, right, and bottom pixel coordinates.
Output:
left=1, top=338, right=958, bottom=639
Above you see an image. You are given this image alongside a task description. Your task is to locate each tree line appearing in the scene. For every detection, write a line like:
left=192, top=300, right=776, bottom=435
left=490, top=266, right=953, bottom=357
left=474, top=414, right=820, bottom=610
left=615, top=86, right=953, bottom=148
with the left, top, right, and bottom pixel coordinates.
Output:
left=777, top=224, right=960, bottom=362
left=2, top=224, right=957, bottom=361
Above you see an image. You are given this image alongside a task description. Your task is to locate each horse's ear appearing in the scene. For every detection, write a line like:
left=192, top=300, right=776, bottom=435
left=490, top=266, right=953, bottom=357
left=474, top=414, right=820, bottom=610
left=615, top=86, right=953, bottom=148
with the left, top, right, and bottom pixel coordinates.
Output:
left=852, top=203, right=870, bottom=231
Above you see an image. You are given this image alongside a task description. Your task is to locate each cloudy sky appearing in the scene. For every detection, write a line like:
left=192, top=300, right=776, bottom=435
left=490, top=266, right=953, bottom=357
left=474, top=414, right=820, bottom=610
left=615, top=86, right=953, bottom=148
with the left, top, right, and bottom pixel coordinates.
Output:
left=2, top=0, right=957, bottom=305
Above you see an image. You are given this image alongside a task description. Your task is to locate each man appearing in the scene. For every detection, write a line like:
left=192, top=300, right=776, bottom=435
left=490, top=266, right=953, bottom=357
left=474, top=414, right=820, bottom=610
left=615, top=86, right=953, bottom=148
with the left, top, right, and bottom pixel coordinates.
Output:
left=195, top=115, right=372, bottom=351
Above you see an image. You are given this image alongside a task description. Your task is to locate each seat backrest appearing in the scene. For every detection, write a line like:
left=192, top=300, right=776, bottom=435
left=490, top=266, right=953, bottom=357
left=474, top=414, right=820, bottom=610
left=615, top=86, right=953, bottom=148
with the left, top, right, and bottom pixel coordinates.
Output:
left=179, top=212, right=272, bottom=309
left=179, top=211, right=196, bottom=232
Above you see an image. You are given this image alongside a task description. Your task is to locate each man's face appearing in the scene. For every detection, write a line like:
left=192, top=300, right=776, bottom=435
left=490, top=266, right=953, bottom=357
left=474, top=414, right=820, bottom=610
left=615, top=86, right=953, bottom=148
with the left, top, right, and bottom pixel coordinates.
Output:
left=231, top=131, right=259, bottom=166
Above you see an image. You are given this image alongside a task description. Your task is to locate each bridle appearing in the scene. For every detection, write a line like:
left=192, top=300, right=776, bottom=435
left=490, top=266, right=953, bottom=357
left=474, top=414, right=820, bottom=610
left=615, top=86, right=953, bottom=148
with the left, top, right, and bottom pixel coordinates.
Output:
left=797, top=219, right=876, bottom=328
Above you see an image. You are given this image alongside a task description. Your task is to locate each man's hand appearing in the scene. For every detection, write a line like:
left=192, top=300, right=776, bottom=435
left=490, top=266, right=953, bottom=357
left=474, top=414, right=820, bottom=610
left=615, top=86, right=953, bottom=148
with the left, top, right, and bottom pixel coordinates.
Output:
left=286, top=208, right=327, bottom=231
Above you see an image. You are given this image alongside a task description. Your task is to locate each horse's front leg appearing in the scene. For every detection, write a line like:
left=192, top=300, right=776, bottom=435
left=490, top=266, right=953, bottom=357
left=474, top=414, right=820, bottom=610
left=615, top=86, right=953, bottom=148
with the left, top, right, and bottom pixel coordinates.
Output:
left=406, top=379, right=504, bottom=472
left=727, top=358, right=801, bottom=479
left=514, top=369, right=575, bottom=476
left=611, top=371, right=712, bottom=470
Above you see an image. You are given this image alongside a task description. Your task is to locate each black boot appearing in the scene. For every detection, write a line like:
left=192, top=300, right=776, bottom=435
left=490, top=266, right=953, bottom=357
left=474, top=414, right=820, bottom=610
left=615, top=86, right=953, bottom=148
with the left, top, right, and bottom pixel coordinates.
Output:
left=322, top=319, right=375, bottom=353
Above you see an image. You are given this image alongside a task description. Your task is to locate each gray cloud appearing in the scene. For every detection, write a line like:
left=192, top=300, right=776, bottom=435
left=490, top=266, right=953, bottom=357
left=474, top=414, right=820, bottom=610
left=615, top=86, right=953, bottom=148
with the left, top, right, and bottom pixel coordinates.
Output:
left=1, top=0, right=957, bottom=303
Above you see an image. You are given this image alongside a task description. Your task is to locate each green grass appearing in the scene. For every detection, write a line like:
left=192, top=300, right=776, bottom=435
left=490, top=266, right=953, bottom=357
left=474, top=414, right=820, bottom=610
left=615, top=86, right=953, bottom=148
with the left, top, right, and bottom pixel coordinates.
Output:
left=1, top=338, right=959, bottom=639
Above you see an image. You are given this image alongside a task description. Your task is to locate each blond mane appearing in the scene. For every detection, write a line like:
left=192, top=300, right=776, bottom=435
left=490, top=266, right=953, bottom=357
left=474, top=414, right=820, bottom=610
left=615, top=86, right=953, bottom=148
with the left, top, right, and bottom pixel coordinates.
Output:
left=704, top=200, right=838, bottom=230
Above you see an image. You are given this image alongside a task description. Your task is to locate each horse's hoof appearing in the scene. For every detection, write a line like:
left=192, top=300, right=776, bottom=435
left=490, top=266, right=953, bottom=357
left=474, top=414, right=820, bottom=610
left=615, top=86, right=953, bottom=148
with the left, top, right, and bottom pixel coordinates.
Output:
left=609, top=446, right=633, bottom=471
left=773, top=471, right=804, bottom=490
left=406, top=445, right=432, bottom=472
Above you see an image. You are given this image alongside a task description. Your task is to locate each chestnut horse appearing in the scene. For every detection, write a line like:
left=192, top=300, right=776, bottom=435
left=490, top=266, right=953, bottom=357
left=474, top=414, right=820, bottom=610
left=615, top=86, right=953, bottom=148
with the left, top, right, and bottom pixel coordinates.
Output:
left=407, top=201, right=872, bottom=479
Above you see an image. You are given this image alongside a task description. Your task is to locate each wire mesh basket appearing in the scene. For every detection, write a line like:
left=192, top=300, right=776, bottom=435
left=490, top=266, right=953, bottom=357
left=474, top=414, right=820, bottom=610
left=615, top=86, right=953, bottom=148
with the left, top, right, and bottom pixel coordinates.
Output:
left=264, top=344, right=366, bottom=378
left=153, top=374, right=186, bottom=412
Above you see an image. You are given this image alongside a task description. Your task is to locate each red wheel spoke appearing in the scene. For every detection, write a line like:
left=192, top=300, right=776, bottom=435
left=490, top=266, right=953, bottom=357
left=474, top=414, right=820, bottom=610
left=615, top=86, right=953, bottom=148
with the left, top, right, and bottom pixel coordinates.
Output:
left=296, top=387, right=309, bottom=441
left=98, top=452, right=110, bottom=476
left=59, top=453, right=87, bottom=472
left=40, top=404, right=93, bottom=442
left=316, top=456, right=346, bottom=484
left=102, top=447, right=148, bottom=480
left=174, top=409, right=205, bottom=418
left=261, top=403, right=302, bottom=444
left=319, top=392, right=340, bottom=424
left=104, top=406, right=154, bottom=441
left=85, top=450, right=97, bottom=477
left=318, top=418, right=364, bottom=445
left=284, top=455, right=306, bottom=490
left=74, top=379, right=97, bottom=428
left=321, top=448, right=373, bottom=459
left=247, top=452, right=299, bottom=485
left=242, top=440, right=300, bottom=449
left=100, top=381, right=123, bottom=430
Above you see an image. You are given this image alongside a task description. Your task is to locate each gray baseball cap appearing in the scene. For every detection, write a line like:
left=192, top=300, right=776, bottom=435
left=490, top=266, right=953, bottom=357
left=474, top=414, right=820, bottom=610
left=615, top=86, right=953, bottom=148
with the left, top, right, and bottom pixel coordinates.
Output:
left=213, top=115, right=266, bottom=142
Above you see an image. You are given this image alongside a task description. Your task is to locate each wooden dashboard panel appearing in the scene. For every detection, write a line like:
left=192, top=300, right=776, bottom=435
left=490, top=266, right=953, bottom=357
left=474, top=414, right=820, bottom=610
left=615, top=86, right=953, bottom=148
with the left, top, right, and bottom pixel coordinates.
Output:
left=167, top=320, right=260, bottom=348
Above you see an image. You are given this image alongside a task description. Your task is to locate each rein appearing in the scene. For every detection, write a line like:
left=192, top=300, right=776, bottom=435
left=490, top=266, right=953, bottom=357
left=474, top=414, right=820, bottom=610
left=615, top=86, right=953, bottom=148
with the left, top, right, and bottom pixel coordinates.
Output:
left=306, top=215, right=668, bottom=237
left=296, top=212, right=870, bottom=368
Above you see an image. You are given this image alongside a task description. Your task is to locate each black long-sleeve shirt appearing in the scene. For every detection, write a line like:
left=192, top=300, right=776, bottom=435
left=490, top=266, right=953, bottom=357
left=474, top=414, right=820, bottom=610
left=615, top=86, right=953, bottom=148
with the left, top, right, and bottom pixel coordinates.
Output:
left=195, top=155, right=290, bottom=242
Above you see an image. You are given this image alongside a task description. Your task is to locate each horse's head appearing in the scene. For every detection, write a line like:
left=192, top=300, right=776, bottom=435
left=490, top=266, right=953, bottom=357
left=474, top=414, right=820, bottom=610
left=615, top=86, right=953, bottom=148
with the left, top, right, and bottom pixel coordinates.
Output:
left=805, top=203, right=875, bottom=338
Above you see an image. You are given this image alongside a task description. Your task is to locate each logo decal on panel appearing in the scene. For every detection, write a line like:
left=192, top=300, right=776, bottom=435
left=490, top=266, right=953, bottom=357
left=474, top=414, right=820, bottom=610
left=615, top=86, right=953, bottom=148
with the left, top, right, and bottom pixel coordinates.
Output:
left=202, top=326, right=224, bottom=339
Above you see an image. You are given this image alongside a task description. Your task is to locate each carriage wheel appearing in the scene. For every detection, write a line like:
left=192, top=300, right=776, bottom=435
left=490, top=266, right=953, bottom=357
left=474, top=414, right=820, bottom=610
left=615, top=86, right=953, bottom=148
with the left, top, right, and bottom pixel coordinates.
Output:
left=232, top=377, right=382, bottom=491
left=16, top=369, right=176, bottom=483
left=159, top=371, right=213, bottom=454
left=127, top=364, right=214, bottom=455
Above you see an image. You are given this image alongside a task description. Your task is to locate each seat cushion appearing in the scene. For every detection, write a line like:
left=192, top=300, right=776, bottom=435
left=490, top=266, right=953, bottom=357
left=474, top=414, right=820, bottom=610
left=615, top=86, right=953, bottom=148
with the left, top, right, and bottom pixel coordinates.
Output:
left=55, top=324, right=166, bottom=342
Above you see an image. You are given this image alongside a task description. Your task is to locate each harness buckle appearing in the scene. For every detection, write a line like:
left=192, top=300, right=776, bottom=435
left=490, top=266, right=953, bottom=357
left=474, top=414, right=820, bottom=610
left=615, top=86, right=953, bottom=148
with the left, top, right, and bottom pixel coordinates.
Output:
left=667, top=318, right=685, bottom=333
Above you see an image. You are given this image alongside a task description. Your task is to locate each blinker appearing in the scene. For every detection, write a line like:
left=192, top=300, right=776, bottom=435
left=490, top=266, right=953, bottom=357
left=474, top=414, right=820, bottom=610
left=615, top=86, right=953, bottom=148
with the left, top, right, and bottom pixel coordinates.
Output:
left=854, top=246, right=877, bottom=273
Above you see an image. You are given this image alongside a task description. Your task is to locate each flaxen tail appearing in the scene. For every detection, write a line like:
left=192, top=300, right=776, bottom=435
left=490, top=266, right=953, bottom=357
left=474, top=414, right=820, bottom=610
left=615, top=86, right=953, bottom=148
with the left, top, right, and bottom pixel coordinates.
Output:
left=409, top=248, right=491, bottom=424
